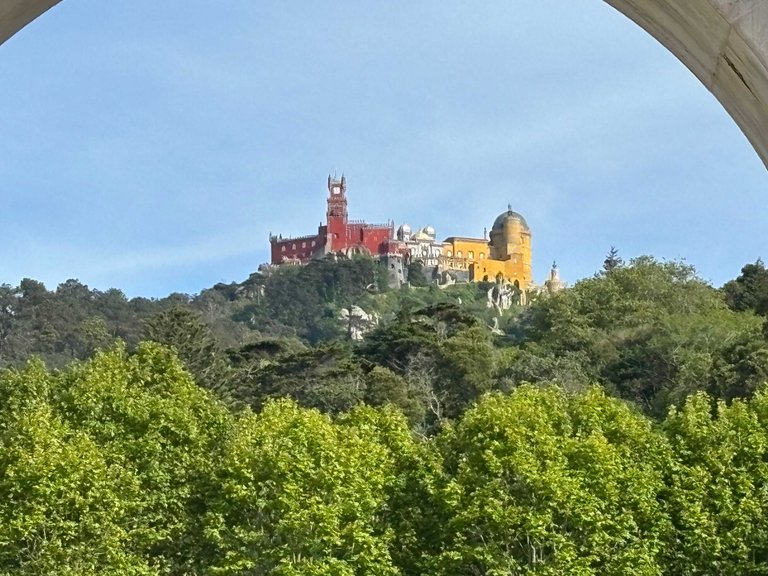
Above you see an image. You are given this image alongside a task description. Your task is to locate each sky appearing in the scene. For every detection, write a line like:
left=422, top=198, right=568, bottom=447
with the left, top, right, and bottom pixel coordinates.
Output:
left=0, top=1, right=765, bottom=298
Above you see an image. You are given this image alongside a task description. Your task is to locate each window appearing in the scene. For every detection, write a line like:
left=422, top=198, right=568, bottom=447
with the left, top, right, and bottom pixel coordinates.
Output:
left=479, top=253, right=485, bottom=259
left=447, top=250, right=453, bottom=257
left=291, top=244, right=296, bottom=250
left=311, top=240, right=316, bottom=247
left=281, top=246, right=286, bottom=252
left=468, top=251, right=474, bottom=259
left=457, top=251, right=462, bottom=258
left=302, top=241, right=306, bottom=248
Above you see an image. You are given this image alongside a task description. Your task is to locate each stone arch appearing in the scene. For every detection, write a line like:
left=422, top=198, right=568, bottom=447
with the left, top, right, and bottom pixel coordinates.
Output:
left=603, top=0, right=768, bottom=169
left=0, top=1, right=61, bottom=46
left=2, top=0, right=768, bottom=167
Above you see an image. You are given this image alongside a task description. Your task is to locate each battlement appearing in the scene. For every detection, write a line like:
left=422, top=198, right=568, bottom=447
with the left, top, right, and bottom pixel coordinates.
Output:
left=270, top=233, right=321, bottom=244
left=347, top=219, right=393, bottom=229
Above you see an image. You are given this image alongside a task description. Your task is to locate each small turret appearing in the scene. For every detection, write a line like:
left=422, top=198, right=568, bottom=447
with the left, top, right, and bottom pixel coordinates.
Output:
left=545, top=261, right=566, bottom=293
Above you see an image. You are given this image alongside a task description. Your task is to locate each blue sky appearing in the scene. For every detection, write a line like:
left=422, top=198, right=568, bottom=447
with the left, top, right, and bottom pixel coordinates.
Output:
left=0, top=1, right=765, bottom=297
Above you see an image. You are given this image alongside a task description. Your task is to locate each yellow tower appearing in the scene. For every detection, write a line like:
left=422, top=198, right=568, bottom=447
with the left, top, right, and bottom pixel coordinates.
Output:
left=470, top=206, right=532, bottom=288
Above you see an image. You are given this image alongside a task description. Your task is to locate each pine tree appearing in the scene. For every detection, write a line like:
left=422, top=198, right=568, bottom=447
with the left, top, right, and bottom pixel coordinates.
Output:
left=603, top=246, right=624, bottom=273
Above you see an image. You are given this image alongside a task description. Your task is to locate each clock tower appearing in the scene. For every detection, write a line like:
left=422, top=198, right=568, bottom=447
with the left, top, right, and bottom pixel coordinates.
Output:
left=326, top=174, right=348, bottom=250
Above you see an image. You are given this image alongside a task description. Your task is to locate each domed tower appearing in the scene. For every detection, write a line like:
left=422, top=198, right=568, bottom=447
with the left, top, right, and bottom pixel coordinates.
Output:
left=488, top=205, right=532, bottom=287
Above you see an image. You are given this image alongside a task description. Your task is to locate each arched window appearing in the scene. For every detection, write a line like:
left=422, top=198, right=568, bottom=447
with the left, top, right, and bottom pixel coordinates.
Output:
left=457, top=250, right=463, bottom=258
left=479, top=253, right=485, bottom=259
left=301, top=241, right=306, bottom=248
left=291, top=244, right=296, bottom=250
left=447, top=250, right=453, bottom=257
left=281, top=246, right=286, bottom=252
left=468, top=251, right=474, bottom=259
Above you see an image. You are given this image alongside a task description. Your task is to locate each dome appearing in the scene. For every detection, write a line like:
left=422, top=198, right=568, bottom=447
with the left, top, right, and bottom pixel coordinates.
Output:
left=492, top=205, right=530, bottom=232
left=411, top=229, right=431, bottom=241
left=422, top=225, right=436, bottom=238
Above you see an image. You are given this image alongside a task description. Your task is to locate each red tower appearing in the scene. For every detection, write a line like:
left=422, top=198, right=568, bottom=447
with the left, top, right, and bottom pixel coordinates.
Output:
left=269, top=174, right=393, bottom=265
left=326, top=174, right=348, bottom=252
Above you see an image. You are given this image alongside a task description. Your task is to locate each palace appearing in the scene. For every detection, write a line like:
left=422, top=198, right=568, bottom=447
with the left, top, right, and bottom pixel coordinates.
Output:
left=267, top=175, right=551, bottom=293
left=441, top=207, right=532, bottom=289
left=269, top=175, right=394, bottom=264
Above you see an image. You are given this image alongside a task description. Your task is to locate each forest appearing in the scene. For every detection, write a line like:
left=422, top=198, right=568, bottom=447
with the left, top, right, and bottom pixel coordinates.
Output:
left=3, top=253, right=768, bottom=574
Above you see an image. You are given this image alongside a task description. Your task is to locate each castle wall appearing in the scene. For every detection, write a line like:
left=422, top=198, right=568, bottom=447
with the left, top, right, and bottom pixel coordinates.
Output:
left=270, top=233, right=324, bottom=264
left=471, top=259, right=530, bottom=287
left=343, top=223, right=394, bottom=256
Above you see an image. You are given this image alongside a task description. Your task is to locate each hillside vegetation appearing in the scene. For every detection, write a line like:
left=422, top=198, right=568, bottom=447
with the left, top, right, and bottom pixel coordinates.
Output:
left=2, top=254, right=767, bottom=424
left=3, top=255, right=768, bottom=573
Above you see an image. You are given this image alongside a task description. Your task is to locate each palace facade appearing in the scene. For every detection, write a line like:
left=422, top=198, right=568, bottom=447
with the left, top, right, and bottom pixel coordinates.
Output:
left=267, top=175, right=544, bottom=292
left=439, top=207, right=532, bottom=289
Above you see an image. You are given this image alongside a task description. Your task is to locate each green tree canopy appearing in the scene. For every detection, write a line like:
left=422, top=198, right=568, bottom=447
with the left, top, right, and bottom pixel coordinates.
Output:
left=433, top=385, right=672, bottom=575
left=512, top=257, right=764, bottom=416
left=723, top=258, right=768, bottom=315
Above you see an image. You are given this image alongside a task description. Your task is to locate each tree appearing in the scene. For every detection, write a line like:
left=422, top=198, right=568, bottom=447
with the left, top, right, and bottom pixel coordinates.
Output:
left=358, top=303, right=497, bottom=426
left=203, top=400, right=401, bottom=575
left=238, top=343, right=365, bottom=414
left=603, top=245, right=624, bottom=273
left=723, top=259, right=768, bottom=315
left=337, top=405, right=446, bottom=575
left=663, top=391, right=768, bottom=574
left=406, top=260, right=430, bottom=287
left=708, top=335, right=768, bottom=401
left=142, top=306, right=236, bottom=406
left=0, top=343, right=233, bottom=574
left=514, top=256, right=763, bottom=417
left=0, top=284, right=19, bottom=359
left=497, top=344, right=594, bottom=394
left=432, top=386, right=672, bottom=574
left=0, top=396, right=157, bottom=575
left=363, top=365, right=425, bottom=426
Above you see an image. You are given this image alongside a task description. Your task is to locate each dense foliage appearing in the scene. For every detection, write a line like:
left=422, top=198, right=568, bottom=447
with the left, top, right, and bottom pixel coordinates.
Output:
left=3, top=256, right=768, bottom=424
left=511, top=257, right=768, bottom=417
left=0, top=278, right=189, bottom=369
left=4, top=254, right=768, bottom=571
left=5, top=345, right=768, bottom=573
